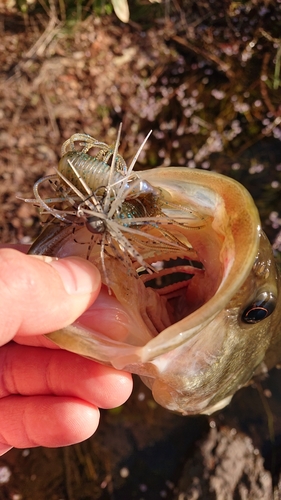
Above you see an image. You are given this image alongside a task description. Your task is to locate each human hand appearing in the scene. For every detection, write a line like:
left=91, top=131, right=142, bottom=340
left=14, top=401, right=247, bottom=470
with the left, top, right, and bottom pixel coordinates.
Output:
left=0, top=247, right=133, bottom=455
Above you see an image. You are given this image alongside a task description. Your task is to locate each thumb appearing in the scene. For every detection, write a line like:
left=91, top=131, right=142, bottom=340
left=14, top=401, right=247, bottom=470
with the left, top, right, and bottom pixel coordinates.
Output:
left=0, top=249, right=101, bottom=345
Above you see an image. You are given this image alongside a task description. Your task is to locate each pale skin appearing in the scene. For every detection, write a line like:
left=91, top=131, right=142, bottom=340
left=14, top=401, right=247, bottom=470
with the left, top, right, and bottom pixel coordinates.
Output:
left=0, top=246, right=133, bottom=456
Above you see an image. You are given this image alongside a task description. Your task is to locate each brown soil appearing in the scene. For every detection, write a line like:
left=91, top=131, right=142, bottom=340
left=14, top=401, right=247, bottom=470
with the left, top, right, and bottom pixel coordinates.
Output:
left=1, top=2, right=281, bottom=499
left=177, top=426, right=272, bottom=500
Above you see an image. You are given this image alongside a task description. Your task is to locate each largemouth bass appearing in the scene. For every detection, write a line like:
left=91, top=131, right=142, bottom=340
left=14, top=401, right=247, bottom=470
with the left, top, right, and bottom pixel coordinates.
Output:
left=28, top=131, right=281, bottom=415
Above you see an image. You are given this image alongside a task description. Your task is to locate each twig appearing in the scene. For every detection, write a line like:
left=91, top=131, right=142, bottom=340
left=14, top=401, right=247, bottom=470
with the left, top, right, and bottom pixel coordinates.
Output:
left=259, top=28, right=281, bottom=91
left=63, top=447, right=75, bottom=500
left=42, top=94, right=60, bottom=141
left=7, top=15, right=62, bottom=80
left=171, top=34, right=235, bottom=79
left=260, top=52, right=278, bottom=116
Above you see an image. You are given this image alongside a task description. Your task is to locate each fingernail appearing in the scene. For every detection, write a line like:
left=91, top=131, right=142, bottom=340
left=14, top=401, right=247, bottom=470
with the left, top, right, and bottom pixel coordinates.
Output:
left=36, top=256, right=101, bottom=295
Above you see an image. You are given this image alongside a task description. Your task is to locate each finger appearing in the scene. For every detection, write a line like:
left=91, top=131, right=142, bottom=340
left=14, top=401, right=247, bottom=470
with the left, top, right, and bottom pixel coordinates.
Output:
left=0, top=249, right=101, bottom=344
left=0, top=395, right=100, bottom=450
left=0, top=343, right=133, bottom=409
left=15, top=286, right=133, bottom=348
left=76, top=287, right=133, bottom=341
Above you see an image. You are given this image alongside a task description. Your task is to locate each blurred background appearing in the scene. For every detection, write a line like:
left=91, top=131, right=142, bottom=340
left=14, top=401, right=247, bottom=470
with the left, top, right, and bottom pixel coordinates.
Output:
left=0, top=1, right=281, bottom=498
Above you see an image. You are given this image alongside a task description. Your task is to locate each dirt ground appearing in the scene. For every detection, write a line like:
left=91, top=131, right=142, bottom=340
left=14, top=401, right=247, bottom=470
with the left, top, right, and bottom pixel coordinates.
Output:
left=1, top=1, right=281, bottom=498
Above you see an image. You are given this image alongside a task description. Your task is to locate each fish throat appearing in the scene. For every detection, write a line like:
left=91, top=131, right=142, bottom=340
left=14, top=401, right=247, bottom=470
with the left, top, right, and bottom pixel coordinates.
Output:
left=139, top=256, right=205, bottom=328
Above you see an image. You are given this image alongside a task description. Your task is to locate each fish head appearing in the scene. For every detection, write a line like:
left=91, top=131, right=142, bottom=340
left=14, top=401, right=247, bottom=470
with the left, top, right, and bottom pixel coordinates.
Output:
left=30, top=167, right=280, bottom=415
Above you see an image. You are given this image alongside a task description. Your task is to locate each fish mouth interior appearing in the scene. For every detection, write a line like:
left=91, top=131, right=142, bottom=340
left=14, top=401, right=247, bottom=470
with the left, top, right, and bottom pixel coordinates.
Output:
left=105, top=216, right=225, bottom=341
left=137, top=256, right=205, bottom=327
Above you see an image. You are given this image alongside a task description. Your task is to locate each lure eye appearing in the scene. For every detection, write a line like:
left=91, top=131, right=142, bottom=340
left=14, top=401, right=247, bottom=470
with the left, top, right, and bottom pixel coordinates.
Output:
left=242, top=291, right=277, bottom=324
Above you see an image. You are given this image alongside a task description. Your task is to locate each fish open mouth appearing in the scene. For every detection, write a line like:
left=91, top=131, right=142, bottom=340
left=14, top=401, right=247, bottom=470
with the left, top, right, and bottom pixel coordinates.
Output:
left=27, top=152, right=229, bottom=360
left=38, top=209, right=225, bottom=363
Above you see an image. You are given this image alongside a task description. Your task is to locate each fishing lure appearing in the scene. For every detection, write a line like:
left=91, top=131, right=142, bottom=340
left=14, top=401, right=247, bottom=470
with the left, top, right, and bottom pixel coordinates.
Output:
left=26, top=125, right=198, bottom=290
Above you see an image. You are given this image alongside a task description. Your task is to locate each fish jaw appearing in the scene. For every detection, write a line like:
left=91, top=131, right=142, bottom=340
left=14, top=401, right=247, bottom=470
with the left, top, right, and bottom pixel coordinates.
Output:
left=30, top=167, right=273, bottom=415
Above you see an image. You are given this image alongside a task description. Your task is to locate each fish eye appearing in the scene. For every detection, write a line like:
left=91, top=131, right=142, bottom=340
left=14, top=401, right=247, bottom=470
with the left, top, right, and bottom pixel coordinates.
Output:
left=242, top=291, right=277, bottom=324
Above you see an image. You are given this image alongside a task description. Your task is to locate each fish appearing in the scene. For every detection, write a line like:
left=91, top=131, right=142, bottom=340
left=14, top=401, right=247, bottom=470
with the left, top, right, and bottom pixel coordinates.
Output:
left=27, top=130, right=281, bottom=415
